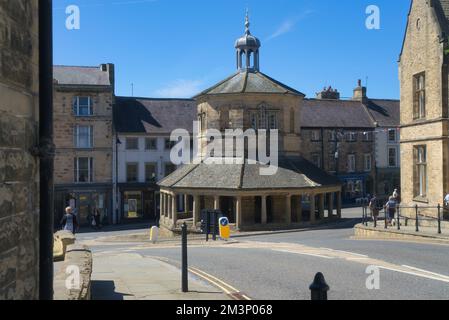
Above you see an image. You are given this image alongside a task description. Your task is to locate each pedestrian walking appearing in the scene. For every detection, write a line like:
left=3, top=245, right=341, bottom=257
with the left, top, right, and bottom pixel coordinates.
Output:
left=385, top=196, right=397, bottom=226
left=393, top=189, right=401, bottom=204
left=60, top=206, right=79, bottom=235
left=94, top=208, right=102, bottom=230
left=369, top=195, right=379, bottom=224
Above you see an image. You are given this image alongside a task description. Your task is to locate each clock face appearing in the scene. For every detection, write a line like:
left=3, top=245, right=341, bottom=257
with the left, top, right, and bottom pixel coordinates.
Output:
left=220, top=218, right=229, bottom=227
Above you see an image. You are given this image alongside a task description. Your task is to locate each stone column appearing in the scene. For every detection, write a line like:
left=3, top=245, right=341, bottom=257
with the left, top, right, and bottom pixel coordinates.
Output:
left=236, top=196, right=242, bottom=230
left=172, top=194, right=178, bottom=227
left=336, top=191, right=342, bottom=219
left=160, top=193, right=165, bottom=223
left=167, top=195, right=172, bottom=220
left=214, top=195, right=220, bottom=210
left=286, top=195, right=292, bottom=224
left=319, top=194, right=325, bottom=220
left=297, top=195, right=303, bottom=223
left=183, top=194, right=188, bottom=213
left=328, top=193, right=334, bottom=219
left=261, top=195, right=267, bottom=224
left=193, top=195, right=200, bottom=227
left=310, top=194, right=316, bottom=223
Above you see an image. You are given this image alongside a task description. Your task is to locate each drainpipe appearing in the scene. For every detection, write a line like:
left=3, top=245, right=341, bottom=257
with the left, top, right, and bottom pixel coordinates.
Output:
left=39, top=0, right=55, bottom=300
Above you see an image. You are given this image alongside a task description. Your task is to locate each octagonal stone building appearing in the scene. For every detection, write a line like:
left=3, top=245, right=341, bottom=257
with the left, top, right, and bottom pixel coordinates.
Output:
left=158, top=15, right=342, bottom=231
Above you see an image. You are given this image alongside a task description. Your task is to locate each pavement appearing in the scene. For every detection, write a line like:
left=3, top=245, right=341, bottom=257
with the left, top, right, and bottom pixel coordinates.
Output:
left=90, top=251, right=232, bottom=300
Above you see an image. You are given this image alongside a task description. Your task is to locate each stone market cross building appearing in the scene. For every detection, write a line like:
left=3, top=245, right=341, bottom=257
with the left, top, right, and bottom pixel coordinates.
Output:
left=158, top=16, right=342, bottom=231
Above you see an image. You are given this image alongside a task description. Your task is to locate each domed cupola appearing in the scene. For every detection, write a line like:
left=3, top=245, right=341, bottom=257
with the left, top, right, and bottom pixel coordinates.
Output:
left=235, top=12, right=261, bottom=72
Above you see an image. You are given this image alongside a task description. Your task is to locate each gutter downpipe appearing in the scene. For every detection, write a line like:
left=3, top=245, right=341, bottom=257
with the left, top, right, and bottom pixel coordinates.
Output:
left=39, top=0, right=55, bottom=300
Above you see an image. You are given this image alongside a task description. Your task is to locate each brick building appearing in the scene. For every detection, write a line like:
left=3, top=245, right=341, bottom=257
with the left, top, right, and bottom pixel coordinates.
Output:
left=399, top=0, right=449, bottom=217
left=53, top=65, right=115, bottom=226
left=0, top=0, right=40, bottom=299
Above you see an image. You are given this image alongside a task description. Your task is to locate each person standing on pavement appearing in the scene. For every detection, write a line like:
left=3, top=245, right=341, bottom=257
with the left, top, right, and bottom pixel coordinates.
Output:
left=61, top=206, right=79, bottom=235
left=94, top=208, right=102, bottom=230
left=369, top=195, right=379, bottom=224
left=385, top=196, right=397, bottom=226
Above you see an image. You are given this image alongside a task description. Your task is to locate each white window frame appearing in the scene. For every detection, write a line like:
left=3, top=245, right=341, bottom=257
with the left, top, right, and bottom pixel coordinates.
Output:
left=74, top=125, right=93, bottom=148
left=126, top=162, right=139, bottom=183
left=311, top=130, right=321, bottom=141
left=74, top=96, right=93, bottom=116
left=126, top=137, right=139, bottom=150
left=364, top=154, right=372, bottom=172
left=145, top=138, right=158, bottom=151
left=388, top=129, right=397, bottom=142
left=74, top=157, right=93, bottom=183
left=388, top=147, right=397, bottom=167
left=347, top=154, right=356, bottom=173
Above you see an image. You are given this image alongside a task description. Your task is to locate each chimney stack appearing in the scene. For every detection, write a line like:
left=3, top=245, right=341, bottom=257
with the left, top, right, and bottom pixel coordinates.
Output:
left=353, top=79, right=367, bottom=101
left=316, top=86, right=340, bottom=100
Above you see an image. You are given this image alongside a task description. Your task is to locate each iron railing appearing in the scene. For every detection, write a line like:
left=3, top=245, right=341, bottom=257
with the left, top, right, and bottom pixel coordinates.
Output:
left=362, top=204, right=446, bottom=235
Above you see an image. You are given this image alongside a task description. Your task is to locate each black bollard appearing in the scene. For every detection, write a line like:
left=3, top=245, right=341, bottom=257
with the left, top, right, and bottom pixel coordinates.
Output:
left=415, top=204, right=419, bottom=232
left=181, top=222, right=188, bottom=293
left=438, top=204, right=442, bottom=235
left=309, top=272, right=329, bottom=300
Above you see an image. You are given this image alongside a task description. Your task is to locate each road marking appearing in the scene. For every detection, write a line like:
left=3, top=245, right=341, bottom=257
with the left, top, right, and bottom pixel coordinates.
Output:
left=273, top=249, right=334, bottom=259
left=401, top=265, right=449, bottom=280
left=189, top=266, right=251, bottom=300
left=321, top=248, right=368, bottom=258
left=379, top=266, right=449, bottom=283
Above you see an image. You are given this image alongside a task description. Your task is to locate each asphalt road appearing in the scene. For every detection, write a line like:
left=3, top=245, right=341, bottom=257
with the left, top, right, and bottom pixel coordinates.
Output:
left=77, top=208, right=449, bottom=300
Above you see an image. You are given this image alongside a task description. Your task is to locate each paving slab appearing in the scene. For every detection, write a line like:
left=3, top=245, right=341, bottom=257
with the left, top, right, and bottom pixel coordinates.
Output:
left=90, top=251, right=231, bottom=300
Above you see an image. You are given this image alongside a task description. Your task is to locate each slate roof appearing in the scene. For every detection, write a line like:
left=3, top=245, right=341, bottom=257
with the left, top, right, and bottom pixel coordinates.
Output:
left=195, top=70, right=305, bottom=97
left=301, top=99, right=376, bottom=129
left=114, top=97, right=196, bottom=134
left=53, top=65, right=112, bottom=86
left=158, top=157, right=341, bottom=190
left=364, top=99, right=400, bottom=128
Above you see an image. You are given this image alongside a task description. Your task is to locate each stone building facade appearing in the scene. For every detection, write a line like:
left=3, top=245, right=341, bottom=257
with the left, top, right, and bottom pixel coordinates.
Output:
left=53, top=65, right=115, bottom=226
left=301, top=84, right=400, bottom=204
left=399, top=0, right=449, bottom=217
left=159, top=16, right=342, bottom=231
left=0, top=0, right=40, bottom=299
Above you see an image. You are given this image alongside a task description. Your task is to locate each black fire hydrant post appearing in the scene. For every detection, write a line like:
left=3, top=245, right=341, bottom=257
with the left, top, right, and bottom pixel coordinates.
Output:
left=309, top=272, right=329, bottom=301
left=181, top=222, right=188, bottom=293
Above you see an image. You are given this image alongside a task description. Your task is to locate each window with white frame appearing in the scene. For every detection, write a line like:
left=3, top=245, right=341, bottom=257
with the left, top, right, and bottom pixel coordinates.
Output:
left=346, top=132, right=357, bottom=142
left=73, top=96, right=93, bottom=116
left=388, top=147, right=397, bottom=167
left=388, top=129, right=397, bottom=142
left=126, top=163, right=139, bottom=182
left=145, top=138, right=158, bottom=151
left=413, top=73, right=426, bottom=120
left=363, top=131, right=373, bottom=142
left=364, top=154, right=372, bottom=172
left=74, top=125, right=93, bottom=148
left=74, top=157, right=93, bottom=183
left=126, top=137, right=139, bottom=150
left=311, top=130, right=321, bottom=141
left=347, top=154, right=356, bottom=173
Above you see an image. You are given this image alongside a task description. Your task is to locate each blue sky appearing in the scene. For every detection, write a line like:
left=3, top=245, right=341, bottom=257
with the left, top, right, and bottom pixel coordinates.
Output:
left=53, top=0, right=411, bottom=99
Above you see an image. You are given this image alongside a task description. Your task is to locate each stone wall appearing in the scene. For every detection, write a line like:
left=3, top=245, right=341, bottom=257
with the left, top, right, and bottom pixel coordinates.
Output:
left=53, top=89, right=114, bottom=184
left=399, top=0, right=449, bottom=217
left=0, top=0, right=40, bottom=299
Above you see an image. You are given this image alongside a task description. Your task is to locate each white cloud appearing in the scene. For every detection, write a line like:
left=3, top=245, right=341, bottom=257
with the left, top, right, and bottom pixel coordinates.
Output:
left=266, top=10, right=314, bottom=41
left=154, top=79, right=204, bottom=98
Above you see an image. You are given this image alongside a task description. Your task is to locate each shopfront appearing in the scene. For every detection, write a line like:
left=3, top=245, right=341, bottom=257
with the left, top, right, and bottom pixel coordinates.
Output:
left=119, top=183, right=158, bottom=222
left=54, top=184, right=113, bottom=228
left=338, top=174, right=369, bottom=205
